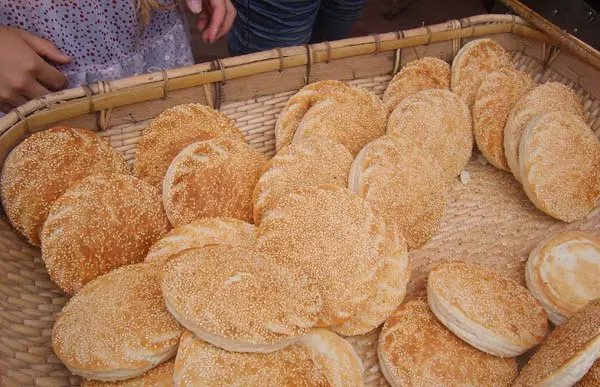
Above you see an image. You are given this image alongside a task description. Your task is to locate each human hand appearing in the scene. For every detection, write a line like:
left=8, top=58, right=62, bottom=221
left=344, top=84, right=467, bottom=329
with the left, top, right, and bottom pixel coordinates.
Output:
left=186, top=0, right=237, bottom=43
left=0, top=27, right=71, bottom=113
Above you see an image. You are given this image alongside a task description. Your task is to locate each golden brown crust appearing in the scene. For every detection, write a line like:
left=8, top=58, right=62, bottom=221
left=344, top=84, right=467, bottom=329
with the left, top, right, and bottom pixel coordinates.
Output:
left=0, top=126, right=128, bottom=246
left=387, top=89, right=473, bottom=179
left=383, top=57, right=451, bottom=113
left=162, top=137, right=267, bottom=226
left=52, top=264, right=182, bottom=381
left=134, top=104, right=244, bottom=189
left=526, top=231, right=600, bottom=325
left=255, top=185, right=385, bottom=326
left=82, top=360, right=175, bottom=386
left=428, top=261, right=548, bottom=355
left=275, top=80, right=386, bottom=154
left=145, top=217, right=256, bottom=266
left=378, top=297, right=518, bottom=387
left=41, top=173, right=170, bottom=295
left=162, top=246, right=322, bottom=352
left=451, top=38, right=513, bottom=107
left=515, top=299, right=600, bottom=386
left=349, top=135, right=447, bottom=249
left=519, top=111, right=600, bottom=222
left=504, top=82, right=585, bottom=182
left=253, top=136, right=352, bottom=223
left=472, top=68, right=534, bottom=170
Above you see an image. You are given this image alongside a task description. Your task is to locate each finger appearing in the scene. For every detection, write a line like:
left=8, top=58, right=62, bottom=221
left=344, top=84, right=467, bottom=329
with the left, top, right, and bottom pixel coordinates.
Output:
left=7, top=92, right=28, bottom=108
left=206, top=0, right=226, bottom=42
left=18, top=30, right=71, bottom=64
left=197, top=9, right=209, bottom=32
left=35, top=59, right=68, bottom=91
left=215, top=1, right=236, bottom=40
left=0, top=103, right=13, bottom=114
left=22, top=79, right=51, bottom=100
left=186, top=0, right=202, bottom=13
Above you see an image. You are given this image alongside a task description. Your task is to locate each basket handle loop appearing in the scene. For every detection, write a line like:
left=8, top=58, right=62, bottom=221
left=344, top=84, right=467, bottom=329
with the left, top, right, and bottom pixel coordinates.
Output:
left=410, top=26, right=432, bottom=60
left=96, top=81, right=112, bottom=131
left=160, top=69, right=170, bottom=100
left=275, top=47, right=285, bottom=72
left=392, top=30, right=404, bottom=75
left=81, top=84, right=94, bottom=114
left=370, top=33, right=381, bottom=56
left=14, top=108, right=30, bottom=134
left=450, top=19, right=461, bottom=59
left=542, top=43, right=561, bottom=68
left=323, top=41, right=332, bottom=64
left=304, top=44, right=313, bottom=85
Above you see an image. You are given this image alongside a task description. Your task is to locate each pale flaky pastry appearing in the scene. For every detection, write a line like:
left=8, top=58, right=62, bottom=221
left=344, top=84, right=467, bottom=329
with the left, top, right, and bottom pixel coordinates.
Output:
left=504, top=81, right=585, bottom=182
left=145, top=217, right=256, bottom=266
left=173, top=329, right=363, bottom=387
left=350, top=135, right=447, bottom=249
left=515, top=299, right=600, bottom=387
left=275, top=80, right=386, bottom=154
left=331, top=223, right=410, bottom=336
left=427, top=261, right=549, bottom=357
left=472, top=68, right=534, bottom=170
left=41, top=173, right=170, bottom=295
left=162, top=246, right=322, bottom=353
left=82, top=360, right=174, bottom=387
left=256, top=185, right=385, bottom=326
left=252, top=136, right=352, bottom=223
left=163, top=137, right=266, bottom=226
left=526, top=231, right=600, bottom=325
left=382, top=56, right=450, bottom=113
left=0, top=126, right=128, bottom=246
left=387, top=89, right=472, bottom=179
left=451, top=38, right=513, bottom=107
left=134, top=103, right=244, bottom=189
left=378, top=297, right=518, bottom=387
left=52, top=263, right=182, bottom=381
left=519, top=111, right=600, bottom=222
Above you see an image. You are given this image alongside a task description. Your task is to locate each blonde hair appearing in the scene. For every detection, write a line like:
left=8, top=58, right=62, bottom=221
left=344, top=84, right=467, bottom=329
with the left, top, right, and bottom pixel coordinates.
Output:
left=137, top=0, right=177, bottom=26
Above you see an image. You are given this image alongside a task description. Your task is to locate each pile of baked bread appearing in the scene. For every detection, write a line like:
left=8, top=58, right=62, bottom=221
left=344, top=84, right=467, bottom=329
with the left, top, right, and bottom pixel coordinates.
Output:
left=0, top=38, right=599, bottom=386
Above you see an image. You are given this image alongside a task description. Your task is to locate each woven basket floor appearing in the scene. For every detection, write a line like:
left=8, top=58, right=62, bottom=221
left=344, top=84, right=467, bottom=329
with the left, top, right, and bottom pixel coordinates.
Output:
left=2, top=51, right=600, bottom=387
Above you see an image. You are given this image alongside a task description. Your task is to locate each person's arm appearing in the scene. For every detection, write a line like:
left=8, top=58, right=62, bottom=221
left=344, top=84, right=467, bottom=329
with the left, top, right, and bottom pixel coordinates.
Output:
left=0, top=26, right=71, bottom=113
left=186, top=0, right=236, bottom=43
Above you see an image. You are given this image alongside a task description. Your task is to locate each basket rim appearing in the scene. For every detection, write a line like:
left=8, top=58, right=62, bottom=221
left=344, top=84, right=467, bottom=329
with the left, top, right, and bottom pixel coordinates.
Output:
left=0, top=15, right=551, bottom=138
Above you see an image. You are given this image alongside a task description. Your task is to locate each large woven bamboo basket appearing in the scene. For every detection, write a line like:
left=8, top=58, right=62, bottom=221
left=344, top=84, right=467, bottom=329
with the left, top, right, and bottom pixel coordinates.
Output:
left=2, top=14, right=600, bottom=387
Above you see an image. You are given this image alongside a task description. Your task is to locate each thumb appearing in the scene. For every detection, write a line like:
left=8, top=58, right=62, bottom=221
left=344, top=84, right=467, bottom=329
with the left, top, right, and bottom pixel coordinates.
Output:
left=186, top=0, right=203, bottom=13
left=18, top=30, right=71, bottom=64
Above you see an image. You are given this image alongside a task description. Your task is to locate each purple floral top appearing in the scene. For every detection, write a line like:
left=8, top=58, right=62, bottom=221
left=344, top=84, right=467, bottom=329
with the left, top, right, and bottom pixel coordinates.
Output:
left=0, top=1, right=194, bottom=87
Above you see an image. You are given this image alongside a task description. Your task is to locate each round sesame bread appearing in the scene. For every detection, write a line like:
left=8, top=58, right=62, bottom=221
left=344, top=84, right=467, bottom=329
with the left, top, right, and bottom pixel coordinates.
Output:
left=252, top=136, right=353, bottom=223
left=291, top=97, right=386, bottom=156
left=255, top=185, right=385, bottom=327
left=504, top=82, right=585, bottom=182
left=427, top=261, right=549, bottom=357
left=331, top=228, right=410, bottom=336
left=451, top=38, right=513, bottom=107
left=519, top=111, right=600, bottom=222
left=382, top=57, right=451, bottom=113
left=52, top=263, right=182, bottom=381
left=526, top=231, right=600, bottom=325
left=0, top=126, right=128, bottom=246
left=348, top=135, right=447, bottom=249
left=162, top=137, right=266, bottom=226
left=41, top=173, right=170, bottom=295
left=161, top=246, right=322, bottom=353
left=82, top=360, right=174, bottom=386
left=578, top=361, right=600, bottom=386
left=134, top=103, right=244, bottom=189
left=145, top=217, right=256, bottom=266
left=173, top=329, right=363, bottom=387
left=514, top=298, right=600, bottom=387
left=472, top=68, right=534, bottom=170
left=378, top=297, right=518, bottom=387
left=387, top=89, right=473, bottom=179
left=275, top=80, right=387, bottom=153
